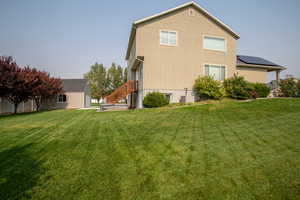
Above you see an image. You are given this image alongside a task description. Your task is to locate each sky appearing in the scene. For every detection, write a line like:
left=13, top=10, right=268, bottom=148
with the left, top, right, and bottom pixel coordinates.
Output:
left=0, top=0, right=299, bottom=80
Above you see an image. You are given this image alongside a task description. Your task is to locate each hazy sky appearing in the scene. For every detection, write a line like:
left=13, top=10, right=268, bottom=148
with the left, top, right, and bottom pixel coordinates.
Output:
left=1, top=0, right=299, bottom=80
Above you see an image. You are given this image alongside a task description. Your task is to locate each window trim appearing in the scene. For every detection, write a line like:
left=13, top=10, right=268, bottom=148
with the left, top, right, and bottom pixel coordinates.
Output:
left=203, top=63, right=227, bottom=81
left=159, top=30, right=178, bottom=46
left=203, top=35, right=227, bottom=52
left=57, top=94, right=68, bottom=103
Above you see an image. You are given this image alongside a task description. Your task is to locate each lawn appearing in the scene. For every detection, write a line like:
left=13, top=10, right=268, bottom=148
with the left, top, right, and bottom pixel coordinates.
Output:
left=0, top=99, right=299, bottom=200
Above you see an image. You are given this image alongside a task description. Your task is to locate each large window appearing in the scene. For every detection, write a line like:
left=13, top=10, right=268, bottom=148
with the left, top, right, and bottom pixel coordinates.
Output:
left=204, top=64, right=226, bottom=81
left=160, top=30, right=177, bottom=46
left=203, top=36, right=226, bottom=52
left=58, top=94, right=67, bottom=103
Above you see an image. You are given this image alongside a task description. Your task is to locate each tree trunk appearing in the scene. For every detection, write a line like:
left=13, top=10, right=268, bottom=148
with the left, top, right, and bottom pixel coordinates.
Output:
left=34, top=97, right=40, bottom=112
left=14, top=103, right=18, bottom=114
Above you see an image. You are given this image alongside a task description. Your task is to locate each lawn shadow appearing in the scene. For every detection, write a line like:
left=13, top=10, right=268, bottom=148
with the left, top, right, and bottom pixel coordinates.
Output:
left=0, top=144, right=43, bottom=200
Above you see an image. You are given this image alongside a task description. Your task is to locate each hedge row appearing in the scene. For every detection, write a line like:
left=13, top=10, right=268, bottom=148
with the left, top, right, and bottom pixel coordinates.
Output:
left=193, top=74, right=271, bottom=100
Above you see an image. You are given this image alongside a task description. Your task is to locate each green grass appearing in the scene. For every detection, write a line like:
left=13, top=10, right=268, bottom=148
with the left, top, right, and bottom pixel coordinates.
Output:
left=0, top=99, right=299, bottom=200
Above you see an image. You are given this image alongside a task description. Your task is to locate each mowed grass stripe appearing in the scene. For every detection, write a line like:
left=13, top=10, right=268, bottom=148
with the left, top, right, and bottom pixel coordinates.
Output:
left=0, top=110, right=80, bottom=149
left=0, top=99, right=299, bottom=200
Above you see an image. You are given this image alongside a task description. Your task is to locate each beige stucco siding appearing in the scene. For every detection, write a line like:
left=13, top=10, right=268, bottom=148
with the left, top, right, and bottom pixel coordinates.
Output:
left=128, top=37, right=136, bottom=80
left=236, top=67, right=268, bottom=83
left=55, top=92, right=85, bottom=109
left=64, top=92, right=85, bottom=109
left=40, top=92, right=86, bottom=110
left=136, top=6, right=237, bottom=90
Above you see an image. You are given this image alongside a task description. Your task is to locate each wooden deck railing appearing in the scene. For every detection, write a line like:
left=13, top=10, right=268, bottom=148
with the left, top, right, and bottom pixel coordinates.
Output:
left=105, top=80, right=137, bottom=104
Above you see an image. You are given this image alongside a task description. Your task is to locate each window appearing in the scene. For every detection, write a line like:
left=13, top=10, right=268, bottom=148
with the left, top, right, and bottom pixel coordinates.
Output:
left=58, top=94, right=67, bottom=103
left=203, top=36, right=226, bottom=51
left=160, top=30, right=177, bottom=46
left=204, top=64, right=226, bottom=81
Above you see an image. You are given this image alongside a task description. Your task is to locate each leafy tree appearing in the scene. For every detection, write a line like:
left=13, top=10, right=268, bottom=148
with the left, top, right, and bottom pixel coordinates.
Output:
left=0, top=56, right=17, bottom=97
left=84, top=63, right=109, bottom=103
left=0, top=57, right=34, bottom=113
left=0, top=56, right=63, bottom=113
left=28, top=68, right=63, bottom=111
left=107, top=63, right=124, bottom=92
left=123, top=67, right=128, bottom=83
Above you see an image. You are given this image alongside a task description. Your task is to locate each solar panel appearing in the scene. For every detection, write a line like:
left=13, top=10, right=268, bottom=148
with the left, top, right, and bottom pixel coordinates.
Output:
left=238, top=55, right=279, bottom=66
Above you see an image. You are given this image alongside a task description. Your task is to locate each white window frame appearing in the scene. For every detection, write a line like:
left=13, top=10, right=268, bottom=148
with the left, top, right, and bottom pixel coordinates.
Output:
left=203, top=35, right=227, bottom=52
left=57, top=94, right=68, bottom=103
left=203, top=63, right=227, bottom=81
left=159, top=30, right=178, bottom=46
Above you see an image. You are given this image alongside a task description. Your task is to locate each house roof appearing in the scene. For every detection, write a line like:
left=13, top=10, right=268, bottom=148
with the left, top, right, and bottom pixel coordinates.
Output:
left=237, top=55, right=286, bottom=71
left=62, top=79, right=88, bottom=92
left=126, top=1, right=240, bottom=60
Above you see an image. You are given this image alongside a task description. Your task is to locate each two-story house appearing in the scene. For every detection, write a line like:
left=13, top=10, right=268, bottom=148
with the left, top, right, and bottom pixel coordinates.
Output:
left=125, top=1, right=285, bottom=108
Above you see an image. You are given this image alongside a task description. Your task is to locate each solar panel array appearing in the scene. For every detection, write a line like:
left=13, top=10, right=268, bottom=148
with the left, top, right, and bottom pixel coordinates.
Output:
left=238, top=55, right=279, bottom=66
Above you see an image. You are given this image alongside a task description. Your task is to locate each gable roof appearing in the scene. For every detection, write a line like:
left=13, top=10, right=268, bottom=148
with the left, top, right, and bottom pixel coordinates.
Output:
left=126, top=1, right=240, bottom=60
left=237, top=55, right=286, bottom=71
left=62, top=79, right=88, bottom=92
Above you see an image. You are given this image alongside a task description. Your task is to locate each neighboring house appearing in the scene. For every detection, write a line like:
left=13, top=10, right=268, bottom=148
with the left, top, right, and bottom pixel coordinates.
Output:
left=41, top=79, right=91, bottom=110
left=0, top=79, right=91, bottom=114
left=125, top=1, right=286, bottom=108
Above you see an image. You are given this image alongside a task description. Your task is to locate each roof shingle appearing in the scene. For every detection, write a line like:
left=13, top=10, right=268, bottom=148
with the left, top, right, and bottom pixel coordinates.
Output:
left=62, top=79, right=88, bottom=92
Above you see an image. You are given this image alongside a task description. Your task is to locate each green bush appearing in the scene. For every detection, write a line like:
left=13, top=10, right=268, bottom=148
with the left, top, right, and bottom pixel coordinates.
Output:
left=193, top=76, right=225, bottom=100
left=251, top=83, right=271, bottom=98
left=143, top=92, right=169, bottom=108
left=296, top=80, right=300, bottom=97
left=279, top=78, right=298, bottom=97
left=223, top=74, right=252, bottom=100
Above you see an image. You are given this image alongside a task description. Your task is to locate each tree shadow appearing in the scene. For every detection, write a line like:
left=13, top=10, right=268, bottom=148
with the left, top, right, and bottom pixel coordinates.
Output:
left=0, top=144, right=43, bottom=200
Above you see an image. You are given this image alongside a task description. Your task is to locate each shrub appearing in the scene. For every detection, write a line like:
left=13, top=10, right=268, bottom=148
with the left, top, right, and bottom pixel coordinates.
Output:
left=251, top=83, right=271, bottom=98
left=297, top=80, right=300, bottom=97
left=279, top=78, right=298, bottom=97
left=143, top=92, right=169, bottom=108
left=193, top=76, right=225, bottom=100
left=249, top=90, right=259, bottom=99
left=223, top=74, right=252, bottom=99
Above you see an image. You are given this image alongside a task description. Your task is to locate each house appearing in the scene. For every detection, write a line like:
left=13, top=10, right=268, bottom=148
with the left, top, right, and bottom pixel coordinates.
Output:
left=123, top=1, right=285, bottom=108
left=41, top=79, right=91, bottom=110
left=0, top=79, right=91, bottom=114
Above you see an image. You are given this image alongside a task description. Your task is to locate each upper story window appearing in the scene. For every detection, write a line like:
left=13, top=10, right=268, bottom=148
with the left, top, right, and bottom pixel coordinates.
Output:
left=204, top=64, right=226, bottom=81
left=160, top=30, right=177, bottom=46
left=203, top=36, right=226, bottom=52
left=58, top=94, right=67, bottom=103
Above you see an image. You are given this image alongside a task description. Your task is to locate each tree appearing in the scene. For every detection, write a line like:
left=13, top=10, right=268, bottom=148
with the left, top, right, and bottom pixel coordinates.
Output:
left=0, top=56, right=63, bottom=113
left=29, top=69, right=63, bottom=111
left=0, top=56, right=17, bottom=97
left=107, top=63, right=124, bottom=92
left=84, top=63, right=109, bottom=103
left=0, top=57, right=34, bottom=113
left=5, top=68, right=34, bottom=113
left=123, top=67, right=128, bottom=83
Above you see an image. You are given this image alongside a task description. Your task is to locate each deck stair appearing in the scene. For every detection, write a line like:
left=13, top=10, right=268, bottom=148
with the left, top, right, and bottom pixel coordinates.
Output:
left=105, top=80, right=137, bottom=104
